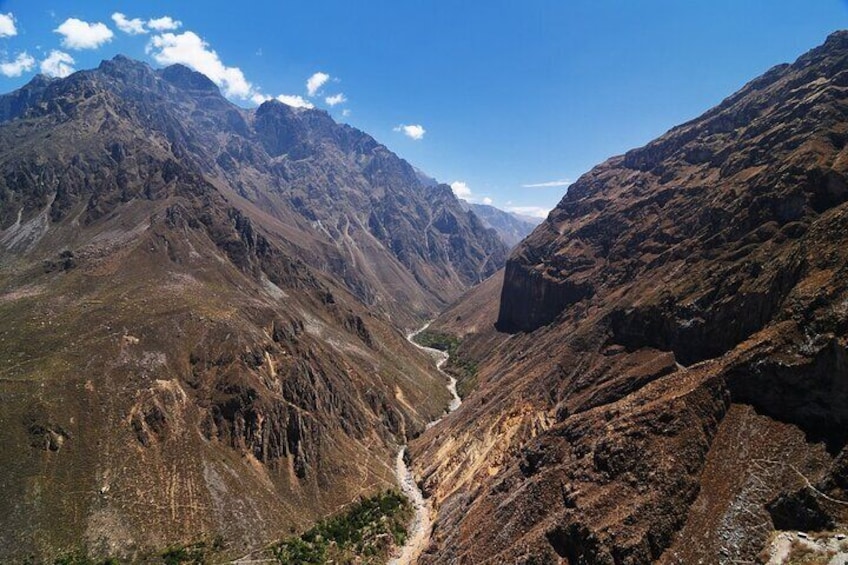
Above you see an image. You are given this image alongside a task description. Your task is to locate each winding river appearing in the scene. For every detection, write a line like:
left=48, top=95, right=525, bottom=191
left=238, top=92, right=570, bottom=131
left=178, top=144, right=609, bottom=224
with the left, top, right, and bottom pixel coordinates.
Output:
left=388, top=322, right=462, bottom=565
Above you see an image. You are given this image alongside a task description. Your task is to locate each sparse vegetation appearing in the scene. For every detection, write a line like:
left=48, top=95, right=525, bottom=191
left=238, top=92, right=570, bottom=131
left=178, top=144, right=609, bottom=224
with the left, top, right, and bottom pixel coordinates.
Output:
left=161, top=542, right=207, bottom=565
left=451, top=357, right=479, bottom=398
left=785, top=539, right=836, bottom=565
left=160, top=536, right=226, bottom=564
left=52, top=548, right=119, bottom=565
left=414, top=329, right=460, bottom=354
left=50, top=537, right=226, bottom=565
left=270, top=490, right=412, bottom=565
left=414, top=329, right=478, bottom=397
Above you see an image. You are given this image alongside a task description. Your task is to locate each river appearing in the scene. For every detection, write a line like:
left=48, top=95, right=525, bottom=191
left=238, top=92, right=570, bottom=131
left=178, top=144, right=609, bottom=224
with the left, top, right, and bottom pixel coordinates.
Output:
left=388, top=322, right=462, bottom=565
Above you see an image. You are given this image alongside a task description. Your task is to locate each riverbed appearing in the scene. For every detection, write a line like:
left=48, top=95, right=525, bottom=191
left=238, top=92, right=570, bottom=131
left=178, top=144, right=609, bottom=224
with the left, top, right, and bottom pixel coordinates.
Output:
left=388, top=322, right=462, bottom=565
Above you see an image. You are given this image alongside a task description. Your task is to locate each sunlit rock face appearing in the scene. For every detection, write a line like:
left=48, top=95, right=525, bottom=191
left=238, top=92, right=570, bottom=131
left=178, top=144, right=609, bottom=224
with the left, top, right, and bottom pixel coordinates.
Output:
left=414, top=30, right=848, bottom=564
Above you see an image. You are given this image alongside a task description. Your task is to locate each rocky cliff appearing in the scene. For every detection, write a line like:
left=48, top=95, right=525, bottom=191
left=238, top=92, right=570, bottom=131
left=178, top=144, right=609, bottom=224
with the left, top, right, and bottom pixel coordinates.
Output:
left=0, top=56, right=504, bottom=561
left=413, top=30, right=848, bottom=564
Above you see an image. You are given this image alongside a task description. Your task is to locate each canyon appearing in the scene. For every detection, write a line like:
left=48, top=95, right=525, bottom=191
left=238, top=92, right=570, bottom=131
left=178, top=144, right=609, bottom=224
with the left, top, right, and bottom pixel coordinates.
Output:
left=1, top=26, right=848, bottom=565
left=0, top=56, right=504, bottom=562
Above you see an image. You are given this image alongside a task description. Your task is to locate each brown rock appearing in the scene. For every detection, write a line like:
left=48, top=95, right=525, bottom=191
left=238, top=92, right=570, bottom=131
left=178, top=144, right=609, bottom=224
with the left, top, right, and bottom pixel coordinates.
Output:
left=414, top=30, right=848, bottom=564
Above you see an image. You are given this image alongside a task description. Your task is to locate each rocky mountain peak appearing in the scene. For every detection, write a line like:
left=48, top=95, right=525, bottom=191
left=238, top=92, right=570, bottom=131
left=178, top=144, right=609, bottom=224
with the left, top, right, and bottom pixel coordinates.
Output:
left=96, top=54, right=159, bottom=88
left=0, top=73, right=55, bottom=123
left=22, top=72, right=55, bottom=89
left=822, top=28, right=848, bottom=51
left=159, top=63, right=221, bottom=94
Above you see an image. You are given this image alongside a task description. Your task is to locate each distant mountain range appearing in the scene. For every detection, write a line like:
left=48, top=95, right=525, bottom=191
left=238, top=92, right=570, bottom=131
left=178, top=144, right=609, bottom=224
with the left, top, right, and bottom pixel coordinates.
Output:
left=413, top=167, right=540, bottom=248
left=460, top=201, right=539, bottom=248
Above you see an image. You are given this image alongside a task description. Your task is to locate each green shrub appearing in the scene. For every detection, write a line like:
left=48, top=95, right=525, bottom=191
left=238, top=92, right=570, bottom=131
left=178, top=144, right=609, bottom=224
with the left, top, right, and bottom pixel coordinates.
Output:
left=413, top=330, right=459, bottom=355
left=270, top=490, right=412, bottom=564
left=414, top=330, right=479, bottom=397
left=53, top=548, right=119, bottom=565
left=161, top=541, right=212, bottom=564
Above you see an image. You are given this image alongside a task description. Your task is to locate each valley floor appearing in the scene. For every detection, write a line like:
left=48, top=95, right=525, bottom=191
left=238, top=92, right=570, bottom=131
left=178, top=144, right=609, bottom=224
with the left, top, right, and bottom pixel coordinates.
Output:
left=389, top=323, right=461, bottom=565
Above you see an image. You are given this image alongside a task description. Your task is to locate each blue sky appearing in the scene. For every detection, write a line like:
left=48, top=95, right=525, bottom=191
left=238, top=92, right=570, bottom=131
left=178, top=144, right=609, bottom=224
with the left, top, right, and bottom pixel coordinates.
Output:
left=0, top=1, right=845, bottom=217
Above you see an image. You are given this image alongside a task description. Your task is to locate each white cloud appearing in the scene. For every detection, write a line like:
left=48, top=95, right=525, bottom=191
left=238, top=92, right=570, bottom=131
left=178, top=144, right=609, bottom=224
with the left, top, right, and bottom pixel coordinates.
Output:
left=276, top=94, right=314, bottom=109
left=306, top=72, right=329, bottom=96
left=40, top=50, right=75, bottom=78
left=146, top=31, right=253, bottom=99
left=394, top=123, right=426, bottom=140
left=450, top=181, right=472, bottom=200
left=505, top=205, right=551, bottom=219
left=54, top=18, right=114, bottom=50
left=251, top=93, right=271, bottom=106
left=341, top=109, right=351, bottom=117
left=450, top=182, right=493, bottom=205
left=252, top=92, right=314, bottom=109
left=147, top=16, right=182, bottom=31
left=112, top=13, right=147, bottom=35
left=0, top=52, right=35, bottom=77
left=522, top=178, right=572, bottom=188
left=325, top=93, right=346, bottom=106
left=0, top=13, right=18, bottom=37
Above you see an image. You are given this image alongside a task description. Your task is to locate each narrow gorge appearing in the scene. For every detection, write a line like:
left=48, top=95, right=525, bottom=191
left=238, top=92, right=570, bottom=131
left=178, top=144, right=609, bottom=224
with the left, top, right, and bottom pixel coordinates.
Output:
left=390, top=323, right=462, bottom=565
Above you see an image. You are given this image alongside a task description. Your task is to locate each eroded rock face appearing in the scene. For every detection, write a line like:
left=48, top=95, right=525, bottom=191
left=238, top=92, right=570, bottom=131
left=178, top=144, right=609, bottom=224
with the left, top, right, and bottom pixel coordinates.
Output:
left=415, top=31, right=848, bottom=564
left=498, top=30, right=848, bottom=340
left=496, top=259, right=594, bottom=332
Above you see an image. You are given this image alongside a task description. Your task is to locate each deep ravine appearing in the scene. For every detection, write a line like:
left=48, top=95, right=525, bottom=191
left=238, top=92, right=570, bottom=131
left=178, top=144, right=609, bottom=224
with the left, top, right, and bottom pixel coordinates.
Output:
left=389, top=322, right=462, bottom=565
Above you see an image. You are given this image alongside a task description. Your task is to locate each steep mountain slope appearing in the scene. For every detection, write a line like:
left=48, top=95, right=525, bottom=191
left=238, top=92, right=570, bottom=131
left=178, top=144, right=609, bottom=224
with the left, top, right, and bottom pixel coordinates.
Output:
left=461, top=201, right=539, bottom=248
left=412, top=30, right=848, bottom=564
left=0, top=56, right=505, bottom=561
left=1, top=57, right=506, bottom=324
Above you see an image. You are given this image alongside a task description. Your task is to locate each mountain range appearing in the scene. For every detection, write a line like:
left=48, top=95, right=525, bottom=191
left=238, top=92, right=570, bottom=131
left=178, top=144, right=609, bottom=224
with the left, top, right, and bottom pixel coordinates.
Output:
left=414, top=168, right=539, bottom=248
left=0, top=55, right=506, bottom=561
left=460, top=201, right=539, bottom=248
left=2, top=29, right=848, bottom=565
